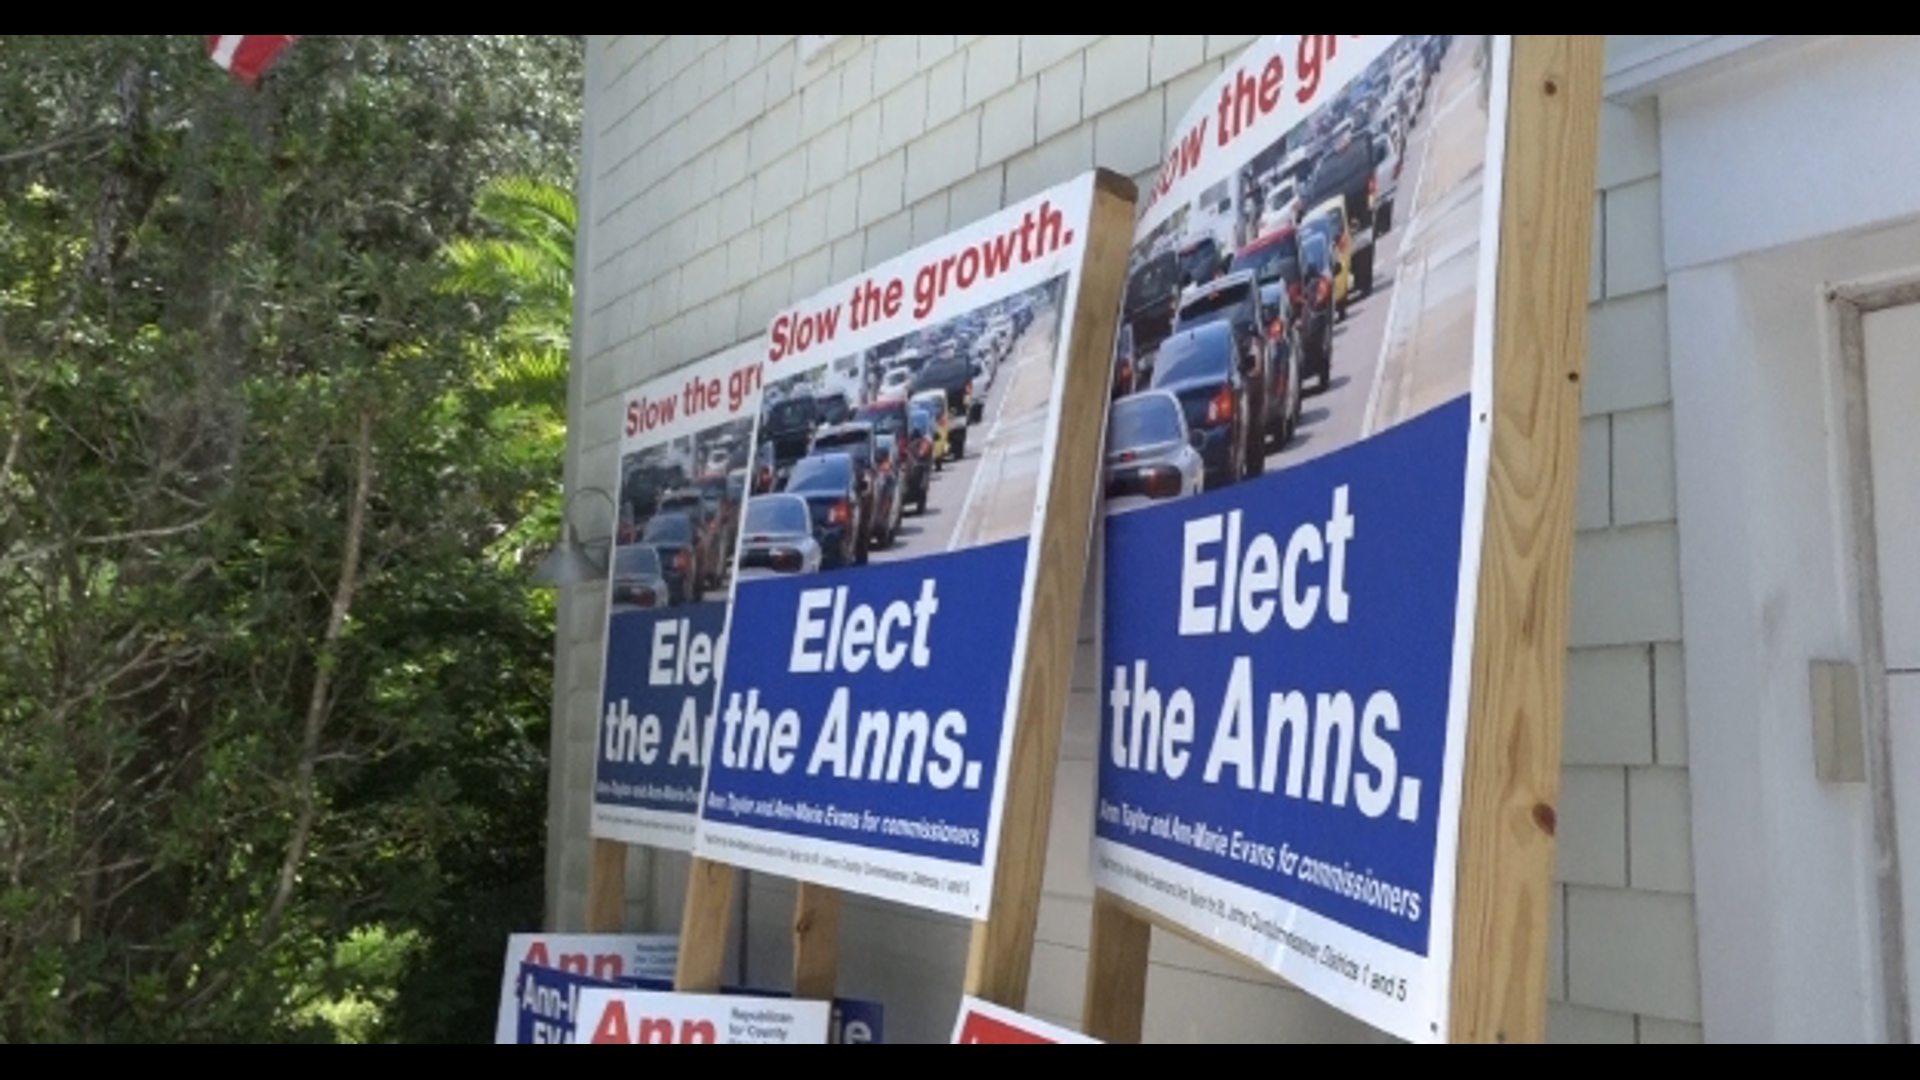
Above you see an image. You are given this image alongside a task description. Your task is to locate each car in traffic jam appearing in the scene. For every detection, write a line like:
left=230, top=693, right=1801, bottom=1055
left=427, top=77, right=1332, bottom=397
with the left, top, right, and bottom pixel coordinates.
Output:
left=1103, top=389, right=1206, bottom=514
left=655, top=487, right=727, bottom=593
left=809, top=420, right=901, bottom=551
left=639, top=511, right=703, bottom=606
left=855, top=399, right=930, bottom=516
left=609, top=543, right=672, bottom=609
left=1148, top=322, right=1254, bottom=491
left=759, top=392, right=821, bottom=489
left=734, top=493, right=825, bottom=580
left=1227, top=224, right=1333, bottom=395
left=909, top=347, right=979, bottom=456
left=780, top=451, right=866, bottom=569
left=1169, top=271, right=1273, bottom=480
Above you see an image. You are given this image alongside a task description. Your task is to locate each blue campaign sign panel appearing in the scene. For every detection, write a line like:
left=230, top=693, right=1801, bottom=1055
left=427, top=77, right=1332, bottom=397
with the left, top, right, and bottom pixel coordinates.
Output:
left=697, top=539, right=1025, bottom=881
left=597, top=602, right=727, bottom=818
left=690, top=172, right=1102, bottom=919
left=593, top=341, right=765, bottom=850
left=1093, top=34, right=1505, bottom=1042
left=1097, top=401, right=1466, bottom=956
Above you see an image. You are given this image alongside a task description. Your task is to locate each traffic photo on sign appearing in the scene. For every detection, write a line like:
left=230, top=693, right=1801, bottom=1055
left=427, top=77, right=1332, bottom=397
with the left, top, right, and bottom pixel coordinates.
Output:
left=742, top=274, right=1070, bottom=567
left=1106, top=33, right=1478, bottom=514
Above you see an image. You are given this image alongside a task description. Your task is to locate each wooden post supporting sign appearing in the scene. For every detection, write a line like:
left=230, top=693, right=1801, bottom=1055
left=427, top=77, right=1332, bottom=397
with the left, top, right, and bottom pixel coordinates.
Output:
left=1445, top=32, right=1601, bottom=1043
left=962, top=171, right=1138, bottom=1007
left=585, top=837, right=627, bottom=932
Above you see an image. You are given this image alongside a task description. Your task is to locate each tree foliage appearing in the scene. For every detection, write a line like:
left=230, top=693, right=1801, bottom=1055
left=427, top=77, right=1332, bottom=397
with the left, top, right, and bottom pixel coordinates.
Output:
left=0, top=35, right=582, bottom=1042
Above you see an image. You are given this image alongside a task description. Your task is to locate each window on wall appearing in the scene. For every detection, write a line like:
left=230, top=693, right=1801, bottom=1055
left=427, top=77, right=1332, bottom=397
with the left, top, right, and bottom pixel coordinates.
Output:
left=799, top=36, right=840, bottom=63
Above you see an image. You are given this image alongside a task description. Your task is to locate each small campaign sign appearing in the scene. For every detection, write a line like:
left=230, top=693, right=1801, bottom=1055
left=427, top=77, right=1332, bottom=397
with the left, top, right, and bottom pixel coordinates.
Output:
left=595, top=341, right=764, bottom=849
left=690, top=172, right=1108, bottom=919
left=1092, top=34, right=1507, bottom=1041
left=624, top=977, right=885, bottom=1044
left=512, top=962, right=622, bottom=1044
left=494, top=933, right=678, bottom=1043
left=572, top=989, right=831, bottom=1044
left=951, top=997, right=1100, bottom=1044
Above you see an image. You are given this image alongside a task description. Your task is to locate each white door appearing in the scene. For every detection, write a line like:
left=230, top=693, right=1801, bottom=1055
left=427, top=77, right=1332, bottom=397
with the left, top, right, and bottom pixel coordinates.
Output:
left=1862, top=303, right=1920, bottom=1037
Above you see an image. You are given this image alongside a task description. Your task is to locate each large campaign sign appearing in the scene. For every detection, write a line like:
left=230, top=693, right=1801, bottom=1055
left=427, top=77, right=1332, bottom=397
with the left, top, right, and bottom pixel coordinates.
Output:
left=594, top=341, right=764, bottom=848
left=690, top=173, right=1103, bottom=917
left=1091, top=35, right=1501, bottom=1040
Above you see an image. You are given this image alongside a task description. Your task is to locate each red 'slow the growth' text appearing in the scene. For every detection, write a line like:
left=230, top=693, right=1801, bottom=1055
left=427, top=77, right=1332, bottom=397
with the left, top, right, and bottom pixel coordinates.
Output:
left=767, top=198, right=1076, bottom=365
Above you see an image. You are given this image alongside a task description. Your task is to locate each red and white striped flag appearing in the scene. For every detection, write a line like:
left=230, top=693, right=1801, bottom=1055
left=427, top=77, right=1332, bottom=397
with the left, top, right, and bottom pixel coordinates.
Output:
left=206, top=35, right=297, bottom=83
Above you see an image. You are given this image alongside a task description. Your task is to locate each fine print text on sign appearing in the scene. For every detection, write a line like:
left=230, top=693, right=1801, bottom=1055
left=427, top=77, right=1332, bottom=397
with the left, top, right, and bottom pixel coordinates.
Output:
left=691, top=172, right=1105, bottom=919
left=1092, top=34, right=1501, bottom=1041
left=624, top=977, right=885, bottom=1044
left=594, top=341, right=765, bottom=850
left=573, top=989, right=831, bottom=1044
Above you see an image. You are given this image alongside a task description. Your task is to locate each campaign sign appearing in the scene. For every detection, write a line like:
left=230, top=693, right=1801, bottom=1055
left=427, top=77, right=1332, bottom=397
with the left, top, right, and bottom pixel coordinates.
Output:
left=625, top=978, right=885, bottom=1044
left=951, top=997, right=1100, bottom=1044
left=594, top=341, right=765, bottom=849
left=511, top=962, right=624, bottom=1044
left=572, top=988, right=831, bottom=1044
left=691, top=173, right=1103, bottom=918
left=494, top=932, right=678, bottom=1043
left=1092, top=34, right=1503, bottom=1041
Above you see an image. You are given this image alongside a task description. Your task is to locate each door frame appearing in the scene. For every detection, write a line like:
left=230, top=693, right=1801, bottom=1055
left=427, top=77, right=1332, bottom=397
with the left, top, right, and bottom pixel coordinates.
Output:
left=1831, top=277, right=1919, bottom=1042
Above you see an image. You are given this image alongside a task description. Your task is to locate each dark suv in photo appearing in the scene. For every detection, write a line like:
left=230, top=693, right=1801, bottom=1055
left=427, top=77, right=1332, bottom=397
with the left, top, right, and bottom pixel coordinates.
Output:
left=782, top=452, right=865, bottom=568
left=810, top=420, right=900, bottom=550
left=760, top=392, right=820, bottom=488
left=1149, top=322, right=1254, bottom=492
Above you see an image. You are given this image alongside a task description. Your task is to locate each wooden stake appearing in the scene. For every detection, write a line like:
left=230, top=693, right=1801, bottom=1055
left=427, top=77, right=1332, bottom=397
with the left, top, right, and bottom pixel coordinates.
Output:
left=962, top=168, right=1138, bottom=1007
left=585, top=838, right=626, bottom=932
left=673, top=856, right=738, bottom=992
left=1081, top=892, right=1151, bottom=1042
left=1447, top=34, right=1602, bottom=1044
left=791, top=883, right=842, bottom=1000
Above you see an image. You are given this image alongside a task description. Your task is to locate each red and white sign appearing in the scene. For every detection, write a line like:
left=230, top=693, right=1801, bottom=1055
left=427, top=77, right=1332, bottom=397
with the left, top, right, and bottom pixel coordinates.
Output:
left=573, top=988, right=831, bottom=1044
left=950, top=997, right=1101, bottom=1044
left=206, top=35, right=297, bottom=83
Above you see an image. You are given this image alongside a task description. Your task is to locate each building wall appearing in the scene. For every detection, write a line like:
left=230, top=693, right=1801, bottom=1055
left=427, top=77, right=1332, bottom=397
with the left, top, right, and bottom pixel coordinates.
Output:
left=1651, top=34, right=1920, bottom=1042
left=550, top=34, right=1702, bottom=1043
left=1548, top=77, right=1702, bottom=1044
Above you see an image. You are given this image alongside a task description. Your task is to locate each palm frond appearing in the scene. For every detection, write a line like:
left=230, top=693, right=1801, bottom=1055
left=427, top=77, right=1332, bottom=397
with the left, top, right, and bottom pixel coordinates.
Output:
left=438, top=174, right=577, bottom=413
